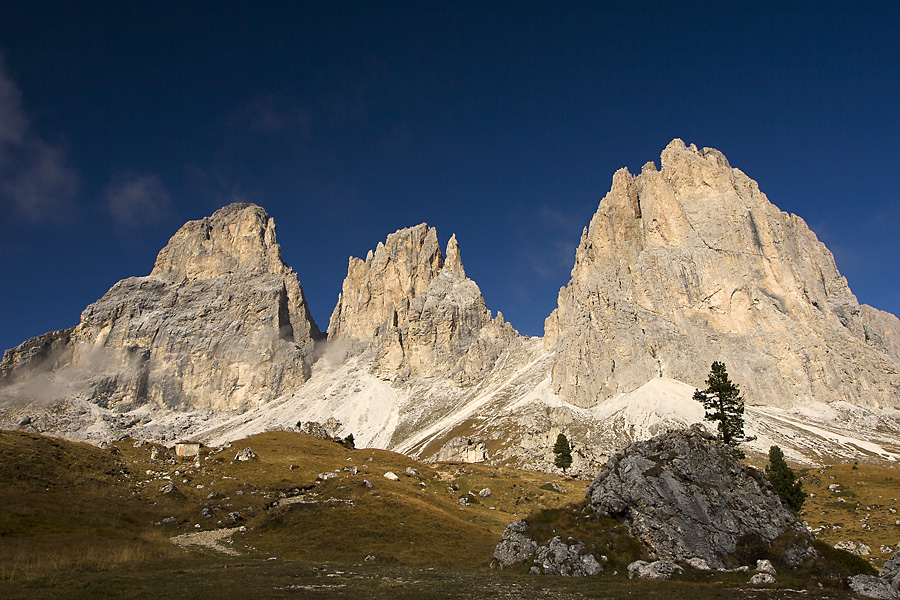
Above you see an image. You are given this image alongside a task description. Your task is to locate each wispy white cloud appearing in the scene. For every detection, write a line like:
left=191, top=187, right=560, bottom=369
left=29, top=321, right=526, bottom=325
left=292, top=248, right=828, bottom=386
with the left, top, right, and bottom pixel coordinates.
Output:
left=0, top=56, right=78, bottom=223
left=229, top=94, right=311, bottom=137
left=105, top=172, right=171, bottom=229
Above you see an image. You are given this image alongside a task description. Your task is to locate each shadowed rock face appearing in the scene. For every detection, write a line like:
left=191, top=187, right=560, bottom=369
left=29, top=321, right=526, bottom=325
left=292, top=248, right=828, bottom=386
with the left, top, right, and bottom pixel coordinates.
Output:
left=327, top=223, right=519, bottom=384
left=585, top=427, right=815, bottom=569
left=545, top=139, right=900, bottom=409
left=1, top=203, right=320, bottom=411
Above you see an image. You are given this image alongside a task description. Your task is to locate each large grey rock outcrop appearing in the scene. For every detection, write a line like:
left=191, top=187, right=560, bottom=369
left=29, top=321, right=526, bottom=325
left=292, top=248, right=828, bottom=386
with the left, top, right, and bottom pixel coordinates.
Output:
left=0, top=203, right=320, bottom=413
left=585, top=427, right=815, bottom=569
left=327, top=224, right=518, bottom=384
left=881, top=551, right=900, bottom=593
left=849, top=575, right=900, bottom=599
left=545, top=139, right=900, bottom=410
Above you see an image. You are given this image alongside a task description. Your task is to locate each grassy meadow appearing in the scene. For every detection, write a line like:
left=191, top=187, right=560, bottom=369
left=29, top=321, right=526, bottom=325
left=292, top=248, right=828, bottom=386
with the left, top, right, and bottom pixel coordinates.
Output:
left=0, top=428, right=894, bottom=598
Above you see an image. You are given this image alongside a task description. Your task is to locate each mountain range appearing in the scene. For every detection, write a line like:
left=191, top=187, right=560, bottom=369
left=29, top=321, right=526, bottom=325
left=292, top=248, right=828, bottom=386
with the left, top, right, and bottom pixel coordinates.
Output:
left=2, top=139, right=898, bottom=473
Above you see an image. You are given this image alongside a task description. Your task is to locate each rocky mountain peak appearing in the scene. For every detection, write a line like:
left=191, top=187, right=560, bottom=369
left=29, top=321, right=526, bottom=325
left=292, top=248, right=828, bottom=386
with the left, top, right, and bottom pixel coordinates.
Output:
left=328, top=224, right=518, bottom=383
left=1, top=203, right=320, bottom=419
left=151, top=203, right=287, bottom=283
left=546, top=140, right=900, bottom=409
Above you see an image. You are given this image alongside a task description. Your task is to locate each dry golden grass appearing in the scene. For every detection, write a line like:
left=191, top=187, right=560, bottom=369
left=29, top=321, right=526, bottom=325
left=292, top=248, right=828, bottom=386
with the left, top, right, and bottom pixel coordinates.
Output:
left=172, top=431, right=584, bottom=567
left=798, top=461, right=900, bottom=568
left=0, top=428, right=888, bottom=599
left=3, top=426, right=895, bottom=598
left=0, top=430, right=181, bottom=581
left=0, top=429, right=583, bottom=579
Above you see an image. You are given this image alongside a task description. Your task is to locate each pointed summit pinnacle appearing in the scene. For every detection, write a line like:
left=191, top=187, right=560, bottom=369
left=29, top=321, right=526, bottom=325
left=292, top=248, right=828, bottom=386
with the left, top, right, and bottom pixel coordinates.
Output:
left=445, top=234, right=466, bottom=279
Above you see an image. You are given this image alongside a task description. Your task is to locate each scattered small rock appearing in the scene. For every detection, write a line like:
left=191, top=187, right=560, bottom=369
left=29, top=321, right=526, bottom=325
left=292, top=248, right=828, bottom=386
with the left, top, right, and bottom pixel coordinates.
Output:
left=201, top=508, right=214, bottom=519
left=627, top=560, right=683, bottom=580
left=749, top=573, right=776, bottom=585
left=383, top=471, right=399, bottom=481
left=479, top=488, right=492, bottom=497
left=160, top=482, right=179, bottom=495
left=234, top=448, right=257, bottom=462
left=835, top=540, right=872, bottom=556
left=318, top=472, right=339, bottom=481
left=405, top=467, right=419, bottom=477
left=687, top=557, right=711, bottom=571
left=458, top=497, right=470, bottom=506
left=365, top=555, right=376, bottom=562
left=755, top=559, right=777, bottom=575
left=363, top=480, right=373, bottom=489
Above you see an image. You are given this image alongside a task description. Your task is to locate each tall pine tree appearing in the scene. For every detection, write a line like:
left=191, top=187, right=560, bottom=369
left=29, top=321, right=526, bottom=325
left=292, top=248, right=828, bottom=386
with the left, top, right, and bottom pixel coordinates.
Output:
left=693, top=361, right=753, bottom=458
left=553, top=433, right=573, bottom=474
left=766, top=445, right=805, bottom=512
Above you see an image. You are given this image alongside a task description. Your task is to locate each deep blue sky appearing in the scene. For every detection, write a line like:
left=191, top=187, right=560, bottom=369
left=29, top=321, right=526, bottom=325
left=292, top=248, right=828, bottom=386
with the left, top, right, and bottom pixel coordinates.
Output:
left=1, top=2, right=898, bottom=353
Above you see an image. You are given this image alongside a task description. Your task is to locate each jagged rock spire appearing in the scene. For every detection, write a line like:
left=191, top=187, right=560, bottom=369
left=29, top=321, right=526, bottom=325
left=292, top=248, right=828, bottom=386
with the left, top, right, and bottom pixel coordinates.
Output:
left=328, top=224, right=517, bottom=384
left=444, top=233, right=466, bottom=279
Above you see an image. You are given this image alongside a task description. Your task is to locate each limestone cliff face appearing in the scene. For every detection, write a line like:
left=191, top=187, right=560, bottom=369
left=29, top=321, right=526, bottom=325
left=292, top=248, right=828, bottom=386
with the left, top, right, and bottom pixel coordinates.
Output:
left=545, top=139, right=900, bottom=409
left=328, top=224, right=518, bottom=384
left=1, top=203, right=320, bottom=411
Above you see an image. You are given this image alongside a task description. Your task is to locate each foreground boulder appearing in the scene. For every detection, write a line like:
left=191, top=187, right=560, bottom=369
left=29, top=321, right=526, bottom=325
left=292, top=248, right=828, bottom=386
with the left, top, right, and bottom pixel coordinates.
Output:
left=494, top=427, right=816, bottom=576
left=586, top=426, right=816, bottom=570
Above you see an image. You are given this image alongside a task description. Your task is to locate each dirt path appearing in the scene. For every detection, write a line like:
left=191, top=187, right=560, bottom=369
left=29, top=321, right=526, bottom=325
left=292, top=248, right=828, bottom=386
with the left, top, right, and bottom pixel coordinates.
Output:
left=170, top=527, right=242, bottom=556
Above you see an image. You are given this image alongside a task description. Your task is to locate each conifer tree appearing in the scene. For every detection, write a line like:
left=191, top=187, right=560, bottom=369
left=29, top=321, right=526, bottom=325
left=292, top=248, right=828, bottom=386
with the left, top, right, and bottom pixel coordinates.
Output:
left=553, top=433, right=573, bottom=474
left=693, top=361, right=753, bottom=458
left=766, top=445, right=805, bottom=512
